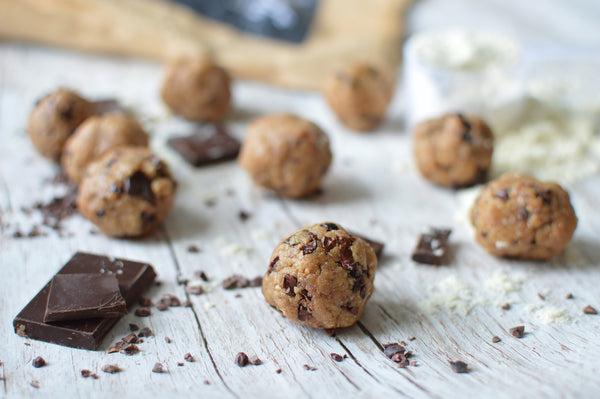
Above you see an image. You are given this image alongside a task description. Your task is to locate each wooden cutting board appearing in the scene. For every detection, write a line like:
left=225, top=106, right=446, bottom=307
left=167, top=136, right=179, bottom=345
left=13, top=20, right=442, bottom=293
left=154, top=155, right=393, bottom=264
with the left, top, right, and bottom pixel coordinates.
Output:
left=0, top=0, right=413, bottom=90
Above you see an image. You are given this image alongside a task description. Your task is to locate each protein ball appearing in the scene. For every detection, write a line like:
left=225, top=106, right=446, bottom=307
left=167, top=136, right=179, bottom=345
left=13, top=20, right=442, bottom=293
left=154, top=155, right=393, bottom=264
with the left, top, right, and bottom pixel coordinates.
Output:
left=77, top=147, right=176, bottom=237
left=238, top=113, right=332, bottom=198
left=27, top=88, right=96, bottom=161
left=414, top=113, right=494, bottom=188
left=470, top=172, right=577, bottom=260
left=323, top=62, right=394, bottom=131
left=160, top=57, right=231, bottom=122
left=62, top=114, right=149, bottom=183
left=263, top=222, right=377, bottom=329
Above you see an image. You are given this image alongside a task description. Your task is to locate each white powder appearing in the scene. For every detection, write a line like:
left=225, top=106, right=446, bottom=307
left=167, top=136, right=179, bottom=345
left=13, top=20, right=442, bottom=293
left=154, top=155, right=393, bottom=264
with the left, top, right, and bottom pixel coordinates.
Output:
left=420, top=275, right=474, bottom=316
left=524, top=304, right=570, bottom=325
left=484, top=270, right=524, bottom=295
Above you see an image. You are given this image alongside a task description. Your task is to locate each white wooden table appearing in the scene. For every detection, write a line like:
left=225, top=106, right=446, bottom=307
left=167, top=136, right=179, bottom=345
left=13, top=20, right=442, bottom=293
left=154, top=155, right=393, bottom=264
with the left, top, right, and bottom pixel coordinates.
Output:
left=1, top=1, right=600, bottom=398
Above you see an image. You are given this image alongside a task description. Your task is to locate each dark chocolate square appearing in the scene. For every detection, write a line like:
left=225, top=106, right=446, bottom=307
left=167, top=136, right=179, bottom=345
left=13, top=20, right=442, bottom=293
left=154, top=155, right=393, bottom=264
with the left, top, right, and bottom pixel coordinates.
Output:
left=44, top=273, right=127, bottom=323
left=13, top=252, right=156, bottom=350
left=411, top=228, right=452, bottom=265
left=167, top=124, right=240, bottom=167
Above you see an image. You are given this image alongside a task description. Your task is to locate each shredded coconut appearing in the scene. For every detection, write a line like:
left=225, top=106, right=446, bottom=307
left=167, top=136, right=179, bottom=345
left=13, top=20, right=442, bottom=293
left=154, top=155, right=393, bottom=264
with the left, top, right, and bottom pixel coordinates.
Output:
left=420, top=275, right=474, bottom=316
left=524, top=304, right=570, bottom=325
left=484, top=270, right=524, bottom=295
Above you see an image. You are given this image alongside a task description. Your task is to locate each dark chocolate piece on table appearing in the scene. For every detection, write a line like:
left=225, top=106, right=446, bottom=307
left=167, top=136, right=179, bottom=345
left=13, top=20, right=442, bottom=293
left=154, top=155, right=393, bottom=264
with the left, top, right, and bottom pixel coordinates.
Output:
left=583, top=305, right=598, bottom=315
left=13, top=252, right=156, bottom=350
left=509, top=325, right=525, bottom=338
left=492, top=335, right=501, bottom=343
left=32, top=356, right=46, bottom=368
left=167, top=124, right=240, bottom=167
left=411, top=228, right=452, bottom=265
left=43, top=273, right=127, bottom=322
left=449, top=360, right=469, bottom=373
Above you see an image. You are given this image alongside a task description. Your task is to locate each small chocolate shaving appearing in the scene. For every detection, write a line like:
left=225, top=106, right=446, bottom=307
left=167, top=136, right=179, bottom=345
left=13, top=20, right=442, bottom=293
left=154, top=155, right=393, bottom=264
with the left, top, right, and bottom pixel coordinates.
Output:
left=565, top=293, right=574, bottom=299
left=222, top=275, right=262, bottom=289
left=129, top=323, right=140, bottom=332
left=119, top=344, right=139, bottom=355
left=165, top=337, right=172, bottom=344
left=194, top=270, right=210, bottom=281
left=330, top=353, right=347, bottom=362
left=492, top=336, right=501, bottom=343
left=32, top=356, right=46, bottom=368
left=537, top=292, right=546, bottom=301
left=235, top=352, right=249, bottom=367
left=276, top=368, right=282, bottom=374
left=138, top=327, right=153, bottom=337
left=101, top=364, right=121, bottom=374
left=238, top=211, right=251, bottom=221
left=583, top=305, right=598, bottom=315
left=135, top=307, right=152, bottom=317
left=184, top=353, right=194, bottom=362
left=122, top=333, right=139, bottom=344
left=159, top=294, right=181, bottom=307
left=177, top=362, right=184, bottom=367
left=449, top=360, right=469, bottom=373
left=509, top=326, right=525, bottom=338
left=187, top=245, right=201, bottom=253
left=30, top=380, right=40, bottom=389
left=303, top=364, right=317, bottom=371
left=501, top=303, right=511, bottom=310
left=152, top=363, right=165, bottom=373
left=81, top=369, right=92, bottom=378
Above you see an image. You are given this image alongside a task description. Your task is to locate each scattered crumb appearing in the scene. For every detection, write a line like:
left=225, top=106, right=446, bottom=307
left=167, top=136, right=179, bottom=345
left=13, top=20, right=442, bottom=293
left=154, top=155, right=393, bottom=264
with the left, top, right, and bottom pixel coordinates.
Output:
left=449, top=360, right=469, bottom=373
left=420, top=275, right=473, bottom=316
left=492, top=336, right=501, bottom=343
left=30, top=380, right=40, bottom=389
left=583, top=305, right=598, bottom=315
left=509, top=326, right=525, bottom=338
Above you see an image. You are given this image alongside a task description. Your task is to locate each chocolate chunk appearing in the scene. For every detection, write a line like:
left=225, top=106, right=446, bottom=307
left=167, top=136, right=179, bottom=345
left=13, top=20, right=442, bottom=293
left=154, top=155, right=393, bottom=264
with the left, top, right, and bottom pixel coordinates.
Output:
left=119, top=343, right=139, bottom=355
left=494, top=189, right=510, bottom=201
left=351, top=232, right=385, bottom=258
left=152, top=363, right=165, bottom=373
left=321, top=223, right=339, bottom=231
left=383, top=343, right=405, bottom=360
left=13, top=252, right=156, bottom=350
left=268, top=256, right=280, bottom=273
left=321, top=236, right=337, bottom=252
left=411, top=228, right=452, bottom=265
left=339, top=236, right=356, bottom=271
left=330, top=353, right=346, bottom=362
left=449, top=360, right=469, bottom=373
left=43, top=273, right=127, bottom=322
left=101, top=364, right=121, bottom=374
left=184, top=353, right=194, bottom=362
left=135, top=307, right=152, bottom=317
left=159, top=294, right=181, bottom=307
left=492, top=336, right=501, bottom=343
left=167, top=124, right=240, bottom=167
left=186, top=285, right=205, bottom=295
left=122, top=333, right=139, bottom=344
left=282, top=274, right=297, bottom=296
left=509, top=325, right=525, bottom=338
left=32, top=184, right=78, bottom=231
left=300, top=232, right=318, bottom=255
left=583, top=305, right=598, bottom=315
left=298, top=303, right=311, bottom=321
left=187, top=245, right=201, bottom=253
left=93, top=99, right=127, bottom=115
left=235, top=352, right=249, bottom=367
left=123, top=171, right=155, bottom=204
left=222, top=275, right=261, bottom=289
left=108, top=341, right=126, bottom=354
left=32, top=356, right=46, bottom=368
left=138, top=327, right=153, bottom=337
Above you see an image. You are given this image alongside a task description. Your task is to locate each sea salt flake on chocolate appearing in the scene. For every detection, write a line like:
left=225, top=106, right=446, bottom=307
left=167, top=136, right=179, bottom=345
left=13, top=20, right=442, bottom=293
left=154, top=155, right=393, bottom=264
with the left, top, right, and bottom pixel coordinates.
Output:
left=411, top=228, right=452, bottom=265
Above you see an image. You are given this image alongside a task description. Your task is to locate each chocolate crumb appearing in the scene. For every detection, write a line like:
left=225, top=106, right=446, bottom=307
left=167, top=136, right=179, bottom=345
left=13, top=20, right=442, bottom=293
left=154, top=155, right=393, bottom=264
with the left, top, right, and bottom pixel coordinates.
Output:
left=249, top=277, right=263, bottom=287
left=156, top=303, right=168, bottom=311
left=129, top=323, right=140, bottom=332
left=139, top=297, right=153, bottom=306
left=235, top=352, right=249, bottom=367
left=81, top=369, right=92, bottom=378
left=165, top=337, right=172, bottom=344
left=122, top=333, right=139, bottom=344
left=235, top=293, right=242, bottom=298
left=303, top=364, right=317, bottom=371
left=501, top=303, right=511, bottom=310
left=410, top=361, right=419, bottom=367
left=583, top=305, right=598, bottom=315
left=409, top=336, right=416, bottom=341
left=194, top=270, right=210, bottom=281
left=159, top=294, right=181, bottom=307
left=120, top=344, right=139, bottom=355
left=184, top=353, right=194, bottom=362
left=492, top=336, right=501, bottom=343
left=101, top=364, right=121, bottom=374
left=204, top=380, right=211, bottom=385
left=30, top=380, right=40, bottom=389
left=276, top=368, right=282, bottom=374
left=177, top=362, right=184, bottom=367
left=330, top=353, right=345, bottom=362
left=138, top=327, right=153, bottom=337
left=537, top=293, right=546, bottom=301
left=325, top=329, right=337, bottom=337
left=152, top=363, right=165, bottom=373
left=565, top=293, right=574, bottom=299
left=238, top=210, right=251, bottom=221
left=249, top=356, right=263, bottom=366
left=108, top=341, right=126, bottom=354
left=449, top=360, right=469, bottom=373
left=509, top=325, right=525, bottom=338
left=222, top=275, right=261, bottom=289
left=135, top=307, right=152, bottom=317
left=32, top=356, right=46, bottom=368
left=187, top=245, right=201, bottom=253
left=182, top=300, right=192, bottom=307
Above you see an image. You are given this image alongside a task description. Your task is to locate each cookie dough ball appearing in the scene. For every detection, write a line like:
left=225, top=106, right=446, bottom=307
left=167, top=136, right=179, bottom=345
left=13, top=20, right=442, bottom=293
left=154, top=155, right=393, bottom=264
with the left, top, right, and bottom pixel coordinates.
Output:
left=470, top=173, right=577, bottom=260
left=62, top=114, right=149, bottom=184
left=77, top=147, right=176, bottom=237
left=238, top=113, right=332, bottom=198
left=263, top=222, right=377, bottom=329
left=414, top=113, right=494, bottom=188
left=324, top=62, right=394, bottom=131
left=27, top=88, right=96, bottom=161
left=160, top=57, right=231, bottom=122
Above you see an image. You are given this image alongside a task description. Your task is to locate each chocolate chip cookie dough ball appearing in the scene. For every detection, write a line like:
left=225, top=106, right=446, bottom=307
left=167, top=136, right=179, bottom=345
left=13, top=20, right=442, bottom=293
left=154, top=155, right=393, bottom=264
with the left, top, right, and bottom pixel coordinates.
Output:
left=470, top=173, right=577, bottom=260
left=413, top=113, right=494, bottom=188
left=62, top=114, right=149, bottom=184
left=160, top=57, right=231, bottom=122
left=27, top=88, right=96, bottom=161
left=263, top=222, right=377, bottom=329
left=238, top=113, right=332, bottom=198
left=324, top=62, right=394, bottom=131
left=77, top=147, right=176, bottom=237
